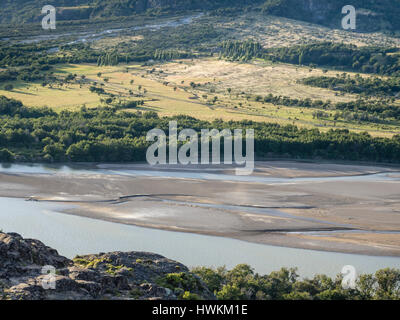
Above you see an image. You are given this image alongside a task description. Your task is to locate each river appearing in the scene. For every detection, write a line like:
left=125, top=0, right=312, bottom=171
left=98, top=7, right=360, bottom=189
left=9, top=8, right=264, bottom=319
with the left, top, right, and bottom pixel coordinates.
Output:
left=0, top=163, right=399, bottom=278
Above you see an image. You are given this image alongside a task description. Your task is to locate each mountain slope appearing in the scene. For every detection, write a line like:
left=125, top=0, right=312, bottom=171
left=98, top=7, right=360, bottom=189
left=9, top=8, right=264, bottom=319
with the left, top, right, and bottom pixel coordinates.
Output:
left=0, top=0, right=261, bottom=24
left=262, top=0, right=400, bottom=32
left=0, top=1, right=399, bottom=32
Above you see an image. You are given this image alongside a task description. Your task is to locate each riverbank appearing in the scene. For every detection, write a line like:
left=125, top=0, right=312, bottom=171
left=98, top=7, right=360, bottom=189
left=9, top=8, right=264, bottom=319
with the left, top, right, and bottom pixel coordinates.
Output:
left=0, top=161, right=400, bottom=257
left=2, top=231, right=399, bottom=300
left=0, top=231, right=214, bottom=300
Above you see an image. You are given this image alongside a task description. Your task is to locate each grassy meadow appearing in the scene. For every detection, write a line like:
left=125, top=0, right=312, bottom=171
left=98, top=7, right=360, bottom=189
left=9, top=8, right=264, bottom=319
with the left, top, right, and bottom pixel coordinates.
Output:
left=0, top=58, right=398, bottom=138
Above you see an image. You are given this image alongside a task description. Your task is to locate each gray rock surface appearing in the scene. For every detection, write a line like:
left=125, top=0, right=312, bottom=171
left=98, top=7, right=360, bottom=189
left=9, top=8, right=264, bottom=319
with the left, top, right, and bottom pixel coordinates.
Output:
left=0, top=232, right=215, bottom=300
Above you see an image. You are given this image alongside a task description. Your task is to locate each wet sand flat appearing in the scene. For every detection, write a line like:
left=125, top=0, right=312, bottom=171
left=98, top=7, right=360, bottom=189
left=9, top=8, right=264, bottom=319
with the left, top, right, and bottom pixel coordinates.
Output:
left=0, top=161, right=399, bottom=256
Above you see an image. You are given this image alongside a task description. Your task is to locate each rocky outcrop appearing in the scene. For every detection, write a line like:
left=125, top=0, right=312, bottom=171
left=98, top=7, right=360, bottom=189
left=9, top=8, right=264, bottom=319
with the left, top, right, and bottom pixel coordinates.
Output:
left=0, top=232, right=215, bottom=300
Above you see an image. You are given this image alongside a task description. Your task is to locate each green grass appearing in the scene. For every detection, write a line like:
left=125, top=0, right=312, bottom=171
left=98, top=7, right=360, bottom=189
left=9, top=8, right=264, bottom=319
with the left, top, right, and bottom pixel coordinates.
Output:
left=0, top=61, right=398, bottom=138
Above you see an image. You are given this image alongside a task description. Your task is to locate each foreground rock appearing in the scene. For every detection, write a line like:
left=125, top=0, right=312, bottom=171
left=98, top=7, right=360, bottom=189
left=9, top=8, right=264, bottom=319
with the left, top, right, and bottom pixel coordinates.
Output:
left=0, top=232, right=214, bottom=300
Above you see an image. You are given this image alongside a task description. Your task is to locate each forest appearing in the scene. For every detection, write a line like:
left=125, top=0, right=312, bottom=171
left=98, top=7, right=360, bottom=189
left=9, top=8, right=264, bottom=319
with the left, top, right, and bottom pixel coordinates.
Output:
left=301, top=74, right=400, bottom=97
left=219, top=40, right=265, bottom=62
left=267, top=42, right=400, bottom=76
left=260, top=93, right=400, bottom=124
left=220, top=41, right=400, bottom=77
left=1, top=95, right=400, bottom=163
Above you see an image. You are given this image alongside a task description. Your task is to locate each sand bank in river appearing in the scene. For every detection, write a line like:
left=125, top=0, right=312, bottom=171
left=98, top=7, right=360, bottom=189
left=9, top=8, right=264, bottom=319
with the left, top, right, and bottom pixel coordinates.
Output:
left=0, top=161, right=399, bottom=256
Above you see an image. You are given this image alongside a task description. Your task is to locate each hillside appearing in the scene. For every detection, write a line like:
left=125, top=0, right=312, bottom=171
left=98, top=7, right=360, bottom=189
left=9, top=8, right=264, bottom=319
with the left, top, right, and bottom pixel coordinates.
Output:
left=262, top=0, right=400, bottom=32
left=0, top=0, right=399, bottom=33
left=0, top=0, right=261, bottom=24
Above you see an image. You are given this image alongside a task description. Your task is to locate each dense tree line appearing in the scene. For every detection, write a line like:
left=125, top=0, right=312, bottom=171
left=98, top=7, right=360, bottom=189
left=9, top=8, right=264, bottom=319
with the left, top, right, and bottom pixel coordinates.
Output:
left=192, top=265, right=400, bottom=300
left=153, top=49, right=191, bottom=61
left=261, top=93, right=400, bottom=123
left=97, top=52, right=119, bottom=66
left=0, top=64, right=53, bottom=85
left=266, top=42, right=400, bottom=76
left=219, top=40, right=264, bottom=62
left=0, top=95, right=400, bottom=163
left=0, top=96, right=56, bottom=118
left=301, top=74, right=400, bottom=98
left=219, top=41, right=400, bottom=77
left=115, top=100, right=145, bottom=110
left=0, top=43, right=54, bottom=67
left=0, top=42, right=101, bottom=68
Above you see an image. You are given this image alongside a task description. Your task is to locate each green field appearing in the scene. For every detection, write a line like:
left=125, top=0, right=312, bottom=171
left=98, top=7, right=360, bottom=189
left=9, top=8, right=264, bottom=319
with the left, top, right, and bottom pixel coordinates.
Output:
left=1, top=59, right=399, bottom=138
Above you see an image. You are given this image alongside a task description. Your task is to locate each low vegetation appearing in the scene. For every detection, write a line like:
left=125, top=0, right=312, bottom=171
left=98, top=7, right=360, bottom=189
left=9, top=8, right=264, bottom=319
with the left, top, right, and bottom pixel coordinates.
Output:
left=193, top=264, right=400, bottom=300
left=156, top=272, right=204, bottom=300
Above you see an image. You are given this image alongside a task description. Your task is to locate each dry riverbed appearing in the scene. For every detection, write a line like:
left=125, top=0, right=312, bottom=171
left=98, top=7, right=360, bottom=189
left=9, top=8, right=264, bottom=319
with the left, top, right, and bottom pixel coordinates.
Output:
left=0, top=161, right=399, bottom=256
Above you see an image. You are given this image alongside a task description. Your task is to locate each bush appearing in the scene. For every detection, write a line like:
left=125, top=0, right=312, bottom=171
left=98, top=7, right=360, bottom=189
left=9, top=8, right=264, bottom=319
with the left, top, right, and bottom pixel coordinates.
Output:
left=4, top=84, right=13, bottom=91
left=0, top=148, right=14, bottom=162
left=193, top=265, right=400, bottom=300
